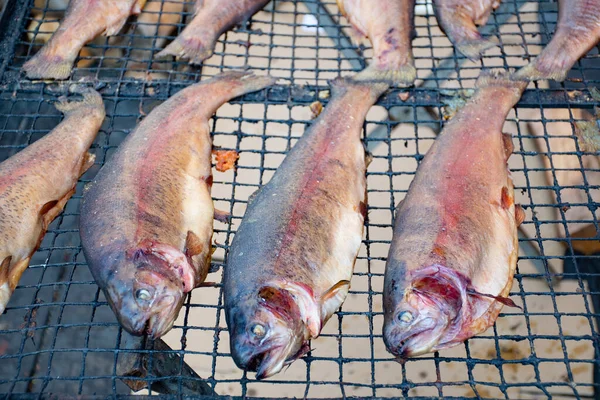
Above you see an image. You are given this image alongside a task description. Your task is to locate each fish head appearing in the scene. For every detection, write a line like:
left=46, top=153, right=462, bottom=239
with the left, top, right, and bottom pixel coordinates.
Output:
left=104, top=254, right=185, bottom=339
left=383, top=264, right=467, bottom=358
left=228, top=285, right=311, bottom=379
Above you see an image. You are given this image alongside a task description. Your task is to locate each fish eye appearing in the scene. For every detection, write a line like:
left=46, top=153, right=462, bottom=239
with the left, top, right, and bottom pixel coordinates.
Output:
left=398, top=311, right=413, bottom=324
left=136, top=288, right=152, bottom=301
left=250, top=323, right=267, bottom=338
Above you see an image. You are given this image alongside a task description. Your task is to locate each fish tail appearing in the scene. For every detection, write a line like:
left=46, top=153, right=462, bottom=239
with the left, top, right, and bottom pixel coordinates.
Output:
left=55, top=88, right=104, bottom=116
left=329, top=76, right=389, bottom=101
left=476, top=69, right=528, bottom=93
left=23, top=50, right=73, bottom=80
left=455, top=36, right=498, bottom=61
left=216, top=71, right=277, bottom=96
left=155, top=36, right=214, bottom=65
left=513, top=57, right=570, bottom=82
left=353, top=63, right=417, bottom=87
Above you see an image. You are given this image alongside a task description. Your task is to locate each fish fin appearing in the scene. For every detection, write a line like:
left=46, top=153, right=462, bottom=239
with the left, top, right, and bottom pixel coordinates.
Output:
left=353, top=63, right=417, bottom=87
left=1, top=257, right=31, bottom=314
left=103, top=14, right=130, bottom=36
left=55, top=88, right=104, bottom=116
left=185, top=231, right=210, bottom=286
left=132, top=0, right=146, bottom=14
left=0, top=256, right=13, bottom=314
left=347, top=26, right=368, bottom=47
left=467, top=288, right=522, bottom=310
left=41, top=187, right=75, bottom=230
left=502, top=133, right=514, bottom=161
left=247, top=190, right=259, bottom=206
left=515, top=204, right=525, bottom=227
left=0, top=257, right=11, bottom=278
left=214, top=209, right=231, bottom=224
left=329, top=78, right=389, bottom=103
left=513, top=55, right=570, bottom=82
left=364, top=150, right=373, bottom=167
left=193, top=0, right=205, bottom=16
left=500, top=186, right=513, bottom=210
left=39, top=200, right=59, bottom=217
left=455, top=36, right=498, bottom=61
left=184, top=231, right=205, bottom=258
left=358, top=201, right=367, bottom=220
left=79, top=152, right=96, bottom=175
left=476, top=70, right=527, bottom=92
left=23, top=53, right=73, bottom=80
left=155, top=35, right=214, bottom=65
left=320, top=280, right=351, bottom=324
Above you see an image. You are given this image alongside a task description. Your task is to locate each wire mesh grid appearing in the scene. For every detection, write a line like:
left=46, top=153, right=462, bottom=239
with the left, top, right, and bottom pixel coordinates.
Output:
left=0, top=0, right=599, bottom=398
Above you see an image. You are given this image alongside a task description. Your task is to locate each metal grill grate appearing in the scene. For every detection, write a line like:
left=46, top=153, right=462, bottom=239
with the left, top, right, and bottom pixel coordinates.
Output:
left=0, top=0, right=599, bottom=398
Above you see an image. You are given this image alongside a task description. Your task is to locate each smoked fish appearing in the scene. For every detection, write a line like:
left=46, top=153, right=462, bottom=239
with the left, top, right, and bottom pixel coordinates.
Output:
left=156, top=0, right=270, bottom=64
left=383, top=71, right=525, bottom=358
left=23, top=0, right=146, bottom=80
left=514, top=0, right=600, bottom=82
left=80, top=72, right=275, bottom=339
left=337, top=0, right=416, bottom=86
left=433, top=0, right=500, bottom=60
left=0, top=89, right=104, bottom=314
left=225, top=78, right=388, bottom=379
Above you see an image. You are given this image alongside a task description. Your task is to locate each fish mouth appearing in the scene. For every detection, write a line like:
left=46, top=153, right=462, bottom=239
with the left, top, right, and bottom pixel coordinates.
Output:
left=105, top=281, right=181, bottom=339
left=237, top=342, right=290, bottom=380
left=386, top=317, right=444, bottom=359
left=119, top=306, right=177, bottom=339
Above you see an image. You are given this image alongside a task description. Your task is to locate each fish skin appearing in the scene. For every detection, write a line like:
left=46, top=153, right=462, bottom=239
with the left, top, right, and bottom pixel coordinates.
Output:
left=337, top=0, right=416, bottom=86
left=80, top=72, right=275, bottom=339
left=23, top=0, right=146, bottom=80
left=514, top=0, right=600, bottom=82
left=225, top=78, right=389, bottom=379
left=383, top=70, right=526, bottom=358
left=0, top=89, right=104, bottom=314
left=433, top=0, right=500, bottom=60
left=155, top=0, right=270, bottom=64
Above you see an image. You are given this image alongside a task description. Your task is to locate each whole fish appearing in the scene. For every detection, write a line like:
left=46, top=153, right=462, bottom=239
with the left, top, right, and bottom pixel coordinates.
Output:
left=337, top=0, right=416, bottom=86
left=0, top=89, right=104, bottom=314
left=514, top=0, right=600, bottom=82
left=80, top=72, right=275, bottom=339
left=433, top=0, right=500, bottom=60
left=156, top=0, right=270, bottom=64
left=224, top=78, right=389, bottom=379
left=383, top=71, right=526, bottom=358
left=23, top=0, right=146, bottom=80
